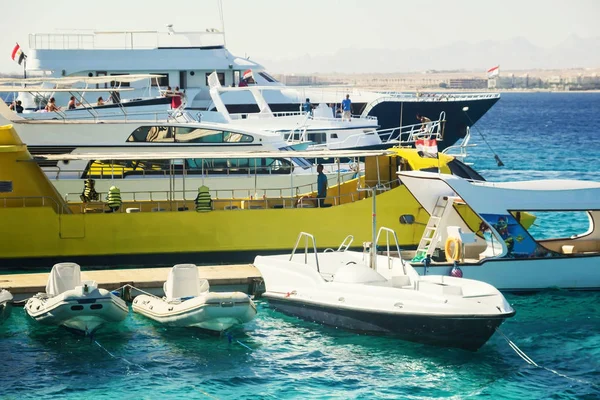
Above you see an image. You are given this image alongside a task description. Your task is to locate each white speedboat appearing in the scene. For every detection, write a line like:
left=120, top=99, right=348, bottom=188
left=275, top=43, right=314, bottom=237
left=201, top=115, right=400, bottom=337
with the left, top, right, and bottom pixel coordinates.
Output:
left=132, top=264, right=256, bottom=331
left=254, top=229, right=514, bottom=351
left=0, top=289, right=13, bottom=324
left=25, top=263, right=128, bottom=333
left=397, top=171, right=600, bottom=291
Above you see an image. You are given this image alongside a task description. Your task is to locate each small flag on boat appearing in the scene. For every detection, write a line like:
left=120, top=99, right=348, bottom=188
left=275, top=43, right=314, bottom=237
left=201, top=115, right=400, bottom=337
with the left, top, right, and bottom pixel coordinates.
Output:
left=242, top=69, right=253, bottom=80
left=11, top=43, right=26, bottom=65
left=415, top=139, right=438, bottom=158
left=487, top=65, right=499, bottom=78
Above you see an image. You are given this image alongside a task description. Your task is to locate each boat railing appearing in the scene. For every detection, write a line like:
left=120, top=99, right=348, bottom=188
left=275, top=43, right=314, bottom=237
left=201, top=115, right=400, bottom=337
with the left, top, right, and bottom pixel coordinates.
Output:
left=289, top=232, right=321, bottom=273
left=29, top=30, right=225, bottom=50
left=377, top=112, right=446, bottom=144
left=0, top=195, right=71, bottom=214
left=375, top=92, right=501, bottom=102
left=441, top=126, right=476, bottom=163
left=374, top=227, right=406, bottom=273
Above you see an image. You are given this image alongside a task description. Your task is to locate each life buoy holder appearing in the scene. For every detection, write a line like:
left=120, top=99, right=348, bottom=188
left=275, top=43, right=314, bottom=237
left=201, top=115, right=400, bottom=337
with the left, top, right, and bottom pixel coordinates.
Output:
left=445, top=237, right=462, bottom=262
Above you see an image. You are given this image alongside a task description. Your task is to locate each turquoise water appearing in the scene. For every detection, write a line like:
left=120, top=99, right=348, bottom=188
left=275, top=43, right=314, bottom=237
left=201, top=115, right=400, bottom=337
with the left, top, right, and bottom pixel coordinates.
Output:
left=2, top=93, right=600, bottom=399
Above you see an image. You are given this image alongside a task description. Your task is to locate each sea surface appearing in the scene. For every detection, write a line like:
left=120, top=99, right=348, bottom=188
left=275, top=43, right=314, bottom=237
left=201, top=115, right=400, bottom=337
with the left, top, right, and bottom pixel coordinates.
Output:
left=1, top=93, right=600, bottom=399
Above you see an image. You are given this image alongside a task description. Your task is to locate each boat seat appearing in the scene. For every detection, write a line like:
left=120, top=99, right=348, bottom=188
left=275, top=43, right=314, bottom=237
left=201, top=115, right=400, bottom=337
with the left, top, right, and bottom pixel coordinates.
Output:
left=163, top=264, right=210, bottom=302
left=126, top=208, right=140, bottom=213
left=248, top=205, right=264, bottom=209
left=46, top=262, right=82, bottom=296
left=391, top=275, right=412, bottom=288
left=224, top=205, right=239, bottom=210
left=152, top=207, right=166, bottom=212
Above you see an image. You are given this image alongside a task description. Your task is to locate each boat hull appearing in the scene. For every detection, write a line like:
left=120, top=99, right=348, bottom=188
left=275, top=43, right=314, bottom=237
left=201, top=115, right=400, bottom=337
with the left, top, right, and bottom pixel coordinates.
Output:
left=413, top=254, right=600, bottom=292
left=133, top=293, right=256, bottom=331
left=266, top=296, right=508, bottom=351
left=0, top=290, right=13, bottom=324
left=25, top=290, right=128, bottom=333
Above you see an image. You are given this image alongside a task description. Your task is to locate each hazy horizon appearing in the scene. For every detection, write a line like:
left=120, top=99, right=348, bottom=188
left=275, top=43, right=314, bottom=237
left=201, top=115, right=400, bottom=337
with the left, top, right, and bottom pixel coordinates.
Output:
left=1, top=0, right=599, bottom=74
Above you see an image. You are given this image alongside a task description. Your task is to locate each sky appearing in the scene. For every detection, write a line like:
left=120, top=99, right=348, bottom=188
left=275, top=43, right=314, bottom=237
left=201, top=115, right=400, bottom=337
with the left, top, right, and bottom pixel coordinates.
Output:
left=1, top=0, right=599, bottom=74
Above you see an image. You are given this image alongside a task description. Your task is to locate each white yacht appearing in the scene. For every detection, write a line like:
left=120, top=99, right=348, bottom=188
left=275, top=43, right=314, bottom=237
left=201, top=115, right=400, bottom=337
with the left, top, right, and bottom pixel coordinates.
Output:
left=19, top=27, right=500, bottom=150
left=0, top=100, right=359, bottom=200
left=397, top=171, right=600, bottom=291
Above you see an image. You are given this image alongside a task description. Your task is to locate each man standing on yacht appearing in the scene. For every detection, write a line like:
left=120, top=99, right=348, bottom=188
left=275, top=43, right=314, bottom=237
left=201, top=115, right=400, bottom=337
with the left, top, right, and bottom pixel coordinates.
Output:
left=316, top=164, right=328, bottom=207
left=341, top=94, right=352, bottom=121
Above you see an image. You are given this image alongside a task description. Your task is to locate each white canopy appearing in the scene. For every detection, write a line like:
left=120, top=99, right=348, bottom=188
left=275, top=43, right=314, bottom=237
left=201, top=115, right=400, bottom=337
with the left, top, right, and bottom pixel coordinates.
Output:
left=0, top=73, right=165, bottom=86
left=33, top=149, right=394, bottom=161
left=398, top=171, right=600, bottom=213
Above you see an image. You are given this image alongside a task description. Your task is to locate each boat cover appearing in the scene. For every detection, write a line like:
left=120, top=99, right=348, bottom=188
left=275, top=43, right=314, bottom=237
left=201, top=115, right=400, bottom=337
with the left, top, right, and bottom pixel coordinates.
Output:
left=46, top=262, right=81, bottom=296
left=164, top=264, right=210, bottom=301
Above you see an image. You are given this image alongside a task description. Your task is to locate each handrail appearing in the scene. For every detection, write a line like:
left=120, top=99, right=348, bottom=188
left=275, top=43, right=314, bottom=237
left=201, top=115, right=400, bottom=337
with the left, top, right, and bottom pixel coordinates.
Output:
left=0, top=195, right=70, bottom=214
left=289, top=232, right=320, bottom=273
left=375, top=227, right=405, bottom=273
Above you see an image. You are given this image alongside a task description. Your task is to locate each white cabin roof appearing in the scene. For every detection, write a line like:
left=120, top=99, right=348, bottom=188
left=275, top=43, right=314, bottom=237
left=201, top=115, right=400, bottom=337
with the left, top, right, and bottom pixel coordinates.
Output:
left=34, top=149, right=394, bottom=161
left=398, top=171, right=600, bottom=213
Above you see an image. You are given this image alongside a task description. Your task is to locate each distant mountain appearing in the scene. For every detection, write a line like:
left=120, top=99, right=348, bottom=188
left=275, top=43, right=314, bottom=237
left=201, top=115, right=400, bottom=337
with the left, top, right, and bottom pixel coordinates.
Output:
left=261, top=35, right=600, bottom=74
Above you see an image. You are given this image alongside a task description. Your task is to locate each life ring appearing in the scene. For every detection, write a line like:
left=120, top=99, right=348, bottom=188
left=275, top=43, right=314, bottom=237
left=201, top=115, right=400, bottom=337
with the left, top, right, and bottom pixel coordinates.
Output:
left=445, top=237, right=462, bottom=262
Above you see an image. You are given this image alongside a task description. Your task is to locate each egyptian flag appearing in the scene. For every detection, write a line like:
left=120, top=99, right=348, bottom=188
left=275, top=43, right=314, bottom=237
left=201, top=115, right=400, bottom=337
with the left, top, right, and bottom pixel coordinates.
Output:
left=242, top=69, right=253, bottom=80
left=11, top=43, right=26, bottom=65
left=487, top=65, right=499, bottom=78
left=416, top=139, right=438, bottom=158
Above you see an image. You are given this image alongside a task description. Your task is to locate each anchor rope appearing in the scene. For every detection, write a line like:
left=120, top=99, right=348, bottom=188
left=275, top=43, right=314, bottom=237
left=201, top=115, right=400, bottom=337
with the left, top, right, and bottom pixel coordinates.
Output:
left=495, top=327, right=599, bottom=389
left=93, top=338, right=219, bottom=399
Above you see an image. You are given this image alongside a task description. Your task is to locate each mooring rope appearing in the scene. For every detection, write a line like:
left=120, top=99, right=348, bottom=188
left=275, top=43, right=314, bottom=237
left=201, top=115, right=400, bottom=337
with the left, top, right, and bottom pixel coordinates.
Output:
left=495, top=327, right=599, bottom=389
left=93, top=338, right=219, bottom=399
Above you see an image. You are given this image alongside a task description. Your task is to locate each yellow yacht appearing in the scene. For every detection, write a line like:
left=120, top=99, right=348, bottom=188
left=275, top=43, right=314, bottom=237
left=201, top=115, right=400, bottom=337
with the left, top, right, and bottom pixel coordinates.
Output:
left=0, top=123, right=500, bottom=270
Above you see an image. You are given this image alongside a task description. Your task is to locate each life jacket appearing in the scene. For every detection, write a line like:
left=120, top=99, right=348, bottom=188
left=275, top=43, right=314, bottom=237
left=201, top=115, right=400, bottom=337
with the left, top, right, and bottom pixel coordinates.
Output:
left=107, top=186, right=122, bottom=210
left=80, top=178, right=99, bottom=202
left=194, top=186, right=212, bottom=212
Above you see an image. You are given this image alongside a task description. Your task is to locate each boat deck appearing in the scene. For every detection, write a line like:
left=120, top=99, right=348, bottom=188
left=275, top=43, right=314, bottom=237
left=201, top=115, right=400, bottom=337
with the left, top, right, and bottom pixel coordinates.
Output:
left=0, top=264, right=263, bottom=302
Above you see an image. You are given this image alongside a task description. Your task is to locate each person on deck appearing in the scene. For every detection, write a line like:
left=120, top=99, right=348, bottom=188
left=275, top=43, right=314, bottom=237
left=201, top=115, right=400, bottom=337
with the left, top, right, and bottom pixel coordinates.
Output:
left=97, top=97, right=105, bottom=106
left=9, top=100, right=23, bottom=113
left=171, top=87, right=183, bottom=109
left=316, top=164, right=328, bottom=208
left=45, top=97, right=60, bottom=112
left=67, top=96, right=81, bottom=110
left=416, top=114, right=432, bottom=133
left=341, top=94, right=352, bottom=121
left=302, top=98, right=314, bottom=115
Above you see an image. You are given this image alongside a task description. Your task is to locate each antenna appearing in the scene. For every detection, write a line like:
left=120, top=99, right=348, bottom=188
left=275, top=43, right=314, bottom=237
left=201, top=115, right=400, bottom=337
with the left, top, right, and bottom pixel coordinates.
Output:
left=218, top=0, right=226, bottom=47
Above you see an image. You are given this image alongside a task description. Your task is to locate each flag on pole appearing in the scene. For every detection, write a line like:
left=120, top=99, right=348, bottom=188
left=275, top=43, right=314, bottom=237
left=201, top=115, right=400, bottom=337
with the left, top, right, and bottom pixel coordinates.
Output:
left=416, top=139, right=438, bottom=158
left=487, top=65, right=499, bottom=78
left=242, top=69, right=253, bottom=80
left=11, top=43, right=26, bottom=65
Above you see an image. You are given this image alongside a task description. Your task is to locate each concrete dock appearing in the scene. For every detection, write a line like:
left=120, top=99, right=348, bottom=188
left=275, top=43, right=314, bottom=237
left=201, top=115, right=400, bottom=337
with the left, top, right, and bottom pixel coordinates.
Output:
left=1, top=264, right=264, bottom=302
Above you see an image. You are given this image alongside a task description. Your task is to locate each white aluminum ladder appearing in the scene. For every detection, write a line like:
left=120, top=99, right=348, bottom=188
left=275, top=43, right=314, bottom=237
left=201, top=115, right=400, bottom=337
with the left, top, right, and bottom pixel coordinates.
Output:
left=415, top=196, right=452, bottom=259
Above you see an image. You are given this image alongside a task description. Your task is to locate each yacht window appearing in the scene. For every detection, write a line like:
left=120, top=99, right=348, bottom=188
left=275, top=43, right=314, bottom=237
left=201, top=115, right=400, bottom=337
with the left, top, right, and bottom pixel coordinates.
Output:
left=206, top=72, right=225, bottom=86
left=110, top=73, right=130, bottom=88
left=127, top=126, right=175, bottom=142
left=524, top=211, right=590, bottom=240
left=330, top=133, right=338, bottom=139
left=151, top=74, right=170, bottom=87
left=175, top=127, right=253, bottom=143
left=258, top=72, right=278, bottom=83
left=308, top=132, right=326, bottom=144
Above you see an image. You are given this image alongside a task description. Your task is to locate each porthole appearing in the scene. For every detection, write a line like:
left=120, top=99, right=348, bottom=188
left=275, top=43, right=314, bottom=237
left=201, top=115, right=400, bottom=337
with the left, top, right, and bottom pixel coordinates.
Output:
left=90, top=304, right=103, bottom=310
left=71, top=305, right=84, bottom=311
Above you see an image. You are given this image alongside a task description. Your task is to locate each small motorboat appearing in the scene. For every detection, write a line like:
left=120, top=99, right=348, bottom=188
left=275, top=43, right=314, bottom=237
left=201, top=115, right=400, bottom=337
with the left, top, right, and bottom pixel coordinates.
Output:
left=254, top=229, right=515, bottom=351
left=132, top=264, right=257, bottom=331
left=25, top=263, right=128, bottom=334
left=0, top=288, right=13, bottom=324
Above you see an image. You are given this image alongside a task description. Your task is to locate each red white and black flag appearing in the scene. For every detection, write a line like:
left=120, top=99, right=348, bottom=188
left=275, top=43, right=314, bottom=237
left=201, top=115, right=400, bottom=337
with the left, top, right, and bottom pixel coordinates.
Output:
left=11, top=43, right=26, bottom=65
left=416, top=139, right=438, bottom=158
left=487, top=65, right=499, bottom=78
